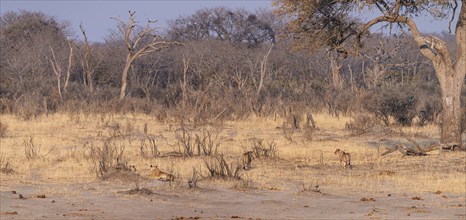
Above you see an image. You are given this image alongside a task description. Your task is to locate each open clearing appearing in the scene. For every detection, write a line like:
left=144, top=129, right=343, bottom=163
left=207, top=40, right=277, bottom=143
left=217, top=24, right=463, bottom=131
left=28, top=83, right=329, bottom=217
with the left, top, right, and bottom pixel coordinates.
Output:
left=1, top=113, right=465, bottom=219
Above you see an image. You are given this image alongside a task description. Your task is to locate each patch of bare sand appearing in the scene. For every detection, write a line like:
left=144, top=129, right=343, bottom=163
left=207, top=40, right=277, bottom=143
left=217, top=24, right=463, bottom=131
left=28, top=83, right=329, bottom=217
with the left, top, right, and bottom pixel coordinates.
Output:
left=1, top=179, right=465, bottom=219
left=2, top=155, right=466, bottom=220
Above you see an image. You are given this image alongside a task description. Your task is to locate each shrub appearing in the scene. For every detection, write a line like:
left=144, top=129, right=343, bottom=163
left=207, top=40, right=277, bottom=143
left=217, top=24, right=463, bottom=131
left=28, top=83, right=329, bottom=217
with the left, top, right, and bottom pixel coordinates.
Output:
left=84, top=141, right=130, bottom=179
left=139, top=136, right=160, bottom=159
left=246, top=139, right=278, bottom=159
left=345, top=114, right=378, bottom=135
left=174, top=127, right=220, bottom=157
left=203, top=154, right=241, bottom=180
left=362, top=87, right=417, bottom=126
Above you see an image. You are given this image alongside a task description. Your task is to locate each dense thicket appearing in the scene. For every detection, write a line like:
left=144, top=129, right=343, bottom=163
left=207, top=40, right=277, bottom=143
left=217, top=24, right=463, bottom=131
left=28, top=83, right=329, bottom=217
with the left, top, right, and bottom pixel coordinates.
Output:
left=0, top=8, right=464, bottom=128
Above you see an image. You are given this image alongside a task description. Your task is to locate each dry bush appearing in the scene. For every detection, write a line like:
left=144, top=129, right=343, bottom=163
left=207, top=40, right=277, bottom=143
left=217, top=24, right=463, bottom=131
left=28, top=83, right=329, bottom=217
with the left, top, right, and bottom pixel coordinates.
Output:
left=345, top=114, right=378, bottom=135
left=174, top=127, right=220, bottom=157
left=361, top=86, right=441, bottom=126
left=203, top=154, right=242, bottom=180
left=0, top=98, right=14, bottom=114
left=175, top=127, right=195, bottom=157
left=13, top=94, right=50, bottom=120
left=139, top=136, right=160, bottom=159
left=23, top=136, right=41, bottom=160
left=195, top=128, right=220, bottom=156
left=247, top=139, right=278, bottom=159
left=84, top=141, right=130, bottom=179
left=0, top=121, right=7, bottom=138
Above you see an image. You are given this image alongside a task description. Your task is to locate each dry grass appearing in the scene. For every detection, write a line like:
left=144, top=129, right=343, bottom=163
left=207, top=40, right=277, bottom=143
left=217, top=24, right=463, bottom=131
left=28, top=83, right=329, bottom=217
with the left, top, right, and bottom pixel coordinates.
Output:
left=0, top=112, right=465, bottom=196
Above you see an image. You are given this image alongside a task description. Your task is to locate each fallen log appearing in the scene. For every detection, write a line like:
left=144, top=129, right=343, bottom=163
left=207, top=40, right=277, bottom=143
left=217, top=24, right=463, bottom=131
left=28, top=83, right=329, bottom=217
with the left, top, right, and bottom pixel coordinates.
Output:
left=381, top=138, right=440, bottom=157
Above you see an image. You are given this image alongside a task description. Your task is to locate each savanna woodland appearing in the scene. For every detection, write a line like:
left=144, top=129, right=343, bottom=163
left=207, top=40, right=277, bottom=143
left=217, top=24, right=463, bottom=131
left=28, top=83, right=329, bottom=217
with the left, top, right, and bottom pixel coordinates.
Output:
left=0, top=0, right=465, bottom=219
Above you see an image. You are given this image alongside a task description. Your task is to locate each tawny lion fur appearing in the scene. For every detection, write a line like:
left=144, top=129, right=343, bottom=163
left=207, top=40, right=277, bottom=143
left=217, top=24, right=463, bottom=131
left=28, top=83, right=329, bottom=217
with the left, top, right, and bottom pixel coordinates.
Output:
left=242, top=151, right=254, bottom=170
left=334, top=149, right=352, bottom=169
left=150, top=165, right=175, bottom=181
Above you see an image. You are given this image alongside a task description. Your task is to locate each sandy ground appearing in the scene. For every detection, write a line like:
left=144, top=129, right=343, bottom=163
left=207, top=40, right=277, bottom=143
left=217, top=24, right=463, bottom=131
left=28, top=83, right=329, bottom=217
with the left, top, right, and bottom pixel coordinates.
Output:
left=1, top=163, right=465, bottom=220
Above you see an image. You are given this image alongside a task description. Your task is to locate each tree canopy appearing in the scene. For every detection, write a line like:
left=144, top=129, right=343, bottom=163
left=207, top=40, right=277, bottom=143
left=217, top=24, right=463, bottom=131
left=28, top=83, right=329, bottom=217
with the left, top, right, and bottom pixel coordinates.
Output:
left=274, top=0, right=465, bottom=147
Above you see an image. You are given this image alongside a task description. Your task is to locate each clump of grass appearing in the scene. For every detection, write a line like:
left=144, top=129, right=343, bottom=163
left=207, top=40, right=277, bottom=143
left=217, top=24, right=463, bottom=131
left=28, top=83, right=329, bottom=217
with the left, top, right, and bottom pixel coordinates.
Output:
left=0, top=121, right=8, bottom=138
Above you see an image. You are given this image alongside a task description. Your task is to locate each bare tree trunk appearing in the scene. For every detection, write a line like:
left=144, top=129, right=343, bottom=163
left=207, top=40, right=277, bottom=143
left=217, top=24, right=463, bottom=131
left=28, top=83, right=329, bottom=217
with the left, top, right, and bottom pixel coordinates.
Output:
left=330, top=56, right=343, bottom=91
left=63, top=40, right=73, bottom=93
left=80, top=23, right=96, bottom=96
left=114, top=11, right=177, bottom=100
left=49, top=47, right=63, bottom=101
left=87, top=72, right=95, bottom=95
left=348, top=64, right=354, bottom=92
left=257, top=44, right=274, bottom=96
left=82, top=60, right=87, bottom=89
left=119, top=54, right=133, bottom=100
left=181, top=55, right=190, bottom=109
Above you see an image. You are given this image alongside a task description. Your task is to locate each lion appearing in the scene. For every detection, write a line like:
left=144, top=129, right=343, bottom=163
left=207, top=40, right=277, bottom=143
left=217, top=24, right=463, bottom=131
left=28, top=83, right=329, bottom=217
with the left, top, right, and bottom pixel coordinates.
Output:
left=334, top=149, right=352, bottom=169
left=241, top=151, right=254, bottom=170
left=150, top=165, right=175, bottom=182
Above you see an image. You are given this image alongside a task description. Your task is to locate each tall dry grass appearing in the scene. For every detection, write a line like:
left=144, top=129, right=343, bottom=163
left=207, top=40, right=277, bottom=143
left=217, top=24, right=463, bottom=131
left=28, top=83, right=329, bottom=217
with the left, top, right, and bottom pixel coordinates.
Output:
left=0, top=112, right=464, bottom=195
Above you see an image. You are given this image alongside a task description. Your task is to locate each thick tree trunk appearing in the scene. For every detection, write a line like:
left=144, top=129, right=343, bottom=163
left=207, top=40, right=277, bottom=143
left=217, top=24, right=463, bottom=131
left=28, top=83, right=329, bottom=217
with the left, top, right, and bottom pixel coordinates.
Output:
left=119, top=54, right=133, bottom=100
left=438, top=2, right=466, bottom=147
left=407, top=3, right=465, bottom=148
left=437, top=67, right=463, bottom=146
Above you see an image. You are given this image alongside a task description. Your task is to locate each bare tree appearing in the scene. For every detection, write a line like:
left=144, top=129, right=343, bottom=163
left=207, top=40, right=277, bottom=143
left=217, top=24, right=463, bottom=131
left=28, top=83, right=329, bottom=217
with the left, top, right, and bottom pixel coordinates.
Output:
left=111, top=11, right=177, bottom=100
left=257, top=44, right=274, bottom=96
left=48, top=47, right=63, bottom=101
left=181, top=54, right=191, bottom=109
left=0, top=11, right=70, bottom=99
left=48, top=39, right=73, bottom=100
left=79, top=23, right=98, bottom=96
left=63, top=40, right=73, bottom=93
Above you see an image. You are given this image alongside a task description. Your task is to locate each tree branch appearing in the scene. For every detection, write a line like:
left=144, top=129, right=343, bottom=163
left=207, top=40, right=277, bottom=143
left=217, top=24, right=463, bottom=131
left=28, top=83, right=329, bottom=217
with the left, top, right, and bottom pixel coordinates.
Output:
left=357, top=14, right=452, bottom=66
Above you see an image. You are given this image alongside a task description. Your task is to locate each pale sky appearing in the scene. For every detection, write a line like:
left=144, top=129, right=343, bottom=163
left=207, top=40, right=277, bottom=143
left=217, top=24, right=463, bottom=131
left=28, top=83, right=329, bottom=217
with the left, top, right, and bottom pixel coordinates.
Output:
left=1, top=0, right=459, bottom=42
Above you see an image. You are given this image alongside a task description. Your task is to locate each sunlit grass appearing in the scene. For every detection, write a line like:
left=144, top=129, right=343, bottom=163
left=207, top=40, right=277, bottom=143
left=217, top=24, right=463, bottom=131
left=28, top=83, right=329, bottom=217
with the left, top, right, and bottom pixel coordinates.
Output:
left=0, top=113, right=464, bottom=195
